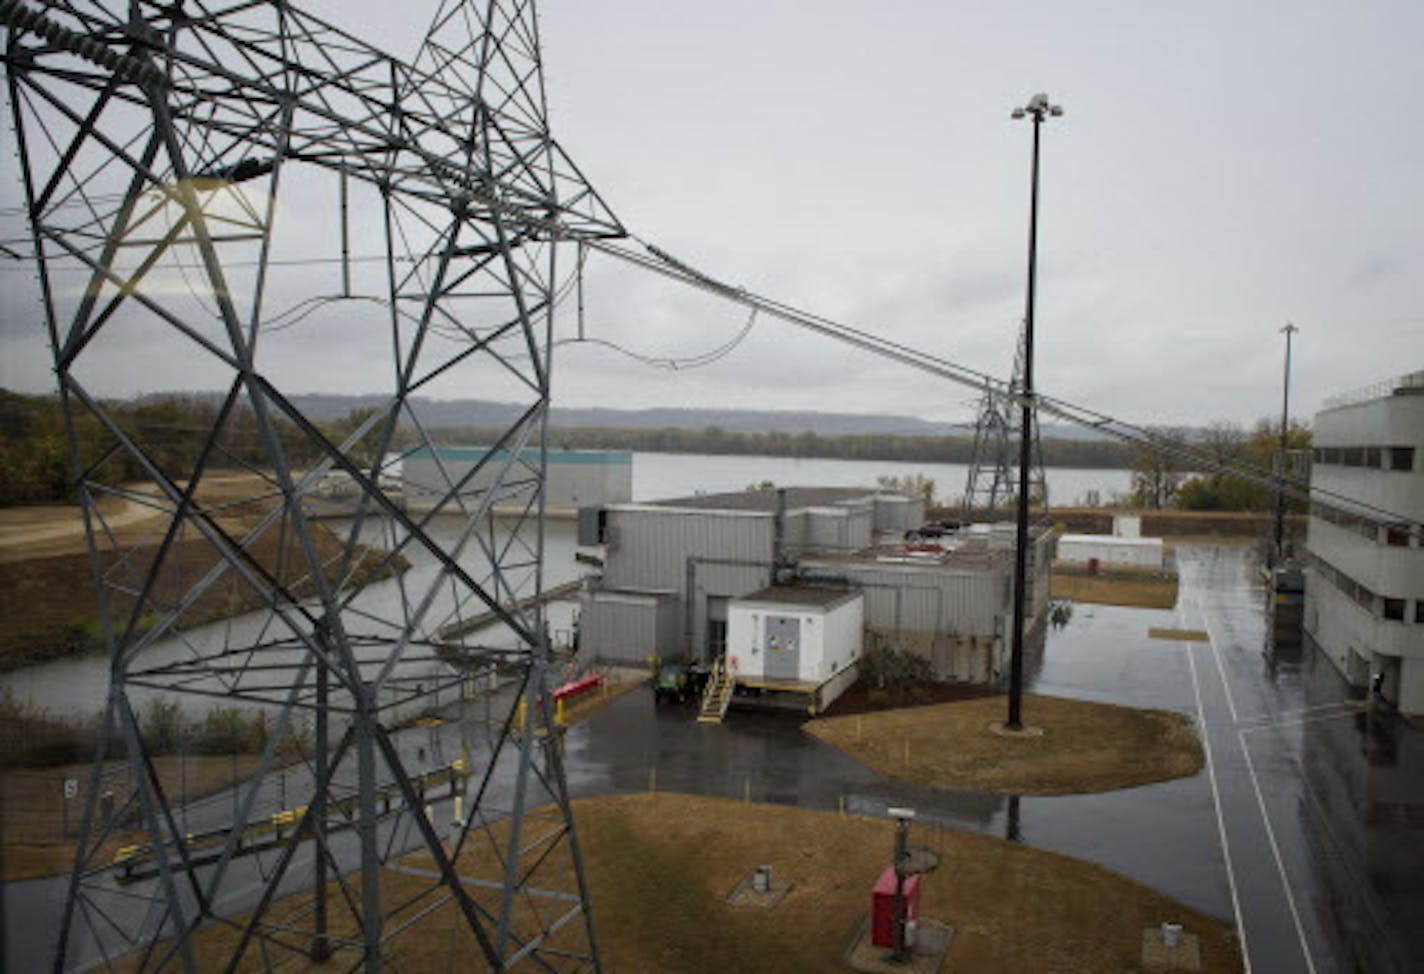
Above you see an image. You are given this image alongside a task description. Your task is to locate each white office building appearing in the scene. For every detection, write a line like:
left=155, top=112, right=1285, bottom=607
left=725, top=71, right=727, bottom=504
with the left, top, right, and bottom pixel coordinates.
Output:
left=1304, top=370, right=1424, bottom=713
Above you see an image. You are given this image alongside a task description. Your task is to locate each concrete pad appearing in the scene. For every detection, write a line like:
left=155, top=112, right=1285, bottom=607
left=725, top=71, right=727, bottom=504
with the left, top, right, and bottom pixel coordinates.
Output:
left=844, top=916, right=953, bottom=973
left=726, top=869, right=793, bottom=908
left=1141, top=927, right=1203, bottom=970
left=987, top=720, right=1044, bottom=738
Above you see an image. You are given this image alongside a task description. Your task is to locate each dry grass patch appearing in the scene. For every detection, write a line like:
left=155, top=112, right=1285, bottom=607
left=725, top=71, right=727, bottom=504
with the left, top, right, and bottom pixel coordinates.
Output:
left=0, top=471, right=406, bottom=671
left=1052, top=565, right=1179, bottom=610
left=805, top=693, right=1203, bottom=795
left=140, top=793, right=1240, bottom=973
left=1, top=754, right=266, bottom=882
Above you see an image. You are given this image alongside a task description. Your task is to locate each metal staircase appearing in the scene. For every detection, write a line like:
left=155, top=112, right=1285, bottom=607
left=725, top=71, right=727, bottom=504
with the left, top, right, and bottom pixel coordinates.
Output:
left=697, top=657, right=735, bottom=724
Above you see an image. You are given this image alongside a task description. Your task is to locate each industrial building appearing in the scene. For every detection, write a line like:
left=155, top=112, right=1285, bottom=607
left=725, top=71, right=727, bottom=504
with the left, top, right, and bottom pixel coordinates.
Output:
left=1304, top=370, right=1424, bottom=713
left=1057, top=515, right=1165, bottom=570
left=402, top=446, right=632, bottom=514
left=576, top=487, right=1053, bottom=709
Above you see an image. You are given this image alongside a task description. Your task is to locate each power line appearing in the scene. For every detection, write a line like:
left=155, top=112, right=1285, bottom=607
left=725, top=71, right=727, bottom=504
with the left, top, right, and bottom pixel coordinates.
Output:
left=585, top=236, right=1418, bottom=532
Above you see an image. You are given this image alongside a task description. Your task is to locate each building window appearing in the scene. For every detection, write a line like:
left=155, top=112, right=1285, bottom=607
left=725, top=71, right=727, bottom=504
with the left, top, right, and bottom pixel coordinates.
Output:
left=1383, top=598, right=1405, bottom=621
left=1342, top=447, right=1364, bottom=467
left=1386, top=525, right=1410, bottom=547
left=1417, top=601, right=1424, bottom=625
left=1389, top=446, right=1416, bottom=471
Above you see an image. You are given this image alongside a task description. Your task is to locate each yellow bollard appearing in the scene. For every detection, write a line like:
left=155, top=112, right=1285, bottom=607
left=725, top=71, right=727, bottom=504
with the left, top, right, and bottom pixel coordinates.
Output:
left=555, top=698, right=566, bottom=727
left=515, top=695, right=526, bottom=730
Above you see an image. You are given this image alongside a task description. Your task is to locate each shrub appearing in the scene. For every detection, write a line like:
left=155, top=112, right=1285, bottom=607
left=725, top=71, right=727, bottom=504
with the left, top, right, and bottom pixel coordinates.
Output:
left=193, top=707, right=268, bottom=755
left=0, top=687, right=96, bottom=767
left=140, top=696, right=184, bottom=754
left=860, top=645, right=933, bottom=695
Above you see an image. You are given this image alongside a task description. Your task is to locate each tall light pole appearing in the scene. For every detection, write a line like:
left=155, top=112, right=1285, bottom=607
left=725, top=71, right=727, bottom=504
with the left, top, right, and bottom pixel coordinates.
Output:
left=1273, top=323, right=1299, bottom=566
left=1006, top=93, right=1061, bottom=731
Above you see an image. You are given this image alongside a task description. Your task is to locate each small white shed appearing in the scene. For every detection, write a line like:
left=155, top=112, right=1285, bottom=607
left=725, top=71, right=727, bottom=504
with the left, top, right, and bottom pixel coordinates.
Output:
left=726, top=586, right=863, bottom=684
left=1058, top=533, right=1164, bottom=569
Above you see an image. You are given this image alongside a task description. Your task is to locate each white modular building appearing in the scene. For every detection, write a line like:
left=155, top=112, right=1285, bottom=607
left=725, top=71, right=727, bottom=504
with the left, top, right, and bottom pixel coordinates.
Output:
left=727, top=586, right=863, bottom=685
left=1304, top=371, right=1424, bottom=713
left=1056, top=533, right=1164, bottom=570
left=402, top=447, right=632, bottom=514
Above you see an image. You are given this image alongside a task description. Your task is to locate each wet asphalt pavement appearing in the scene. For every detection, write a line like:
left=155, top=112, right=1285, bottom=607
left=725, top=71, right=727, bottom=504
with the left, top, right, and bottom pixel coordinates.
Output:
left=5, top=543, right=1421, bottom=971
left=558, top=543, right=1423, bottom=973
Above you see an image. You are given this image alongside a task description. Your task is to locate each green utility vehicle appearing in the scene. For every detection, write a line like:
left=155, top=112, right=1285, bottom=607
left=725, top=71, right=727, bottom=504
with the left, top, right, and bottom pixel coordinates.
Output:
left=654, top=659, right=709, bottom=704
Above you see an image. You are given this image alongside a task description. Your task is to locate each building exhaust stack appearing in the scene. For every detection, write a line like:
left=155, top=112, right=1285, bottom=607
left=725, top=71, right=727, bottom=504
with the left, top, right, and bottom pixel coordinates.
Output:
left=774, top=487, right=788, bottom=577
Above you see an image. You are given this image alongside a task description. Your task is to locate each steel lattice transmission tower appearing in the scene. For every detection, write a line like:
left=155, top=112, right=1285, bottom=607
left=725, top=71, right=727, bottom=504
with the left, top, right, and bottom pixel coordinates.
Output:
left=961, top=318, right=1047, bottom=519
left=3, top=1, right=622, bottom=969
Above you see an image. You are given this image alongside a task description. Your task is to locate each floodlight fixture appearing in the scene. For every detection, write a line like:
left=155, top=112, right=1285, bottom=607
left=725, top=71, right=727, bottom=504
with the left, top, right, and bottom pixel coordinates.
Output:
left=1014, top=93, right=1063, bottom=122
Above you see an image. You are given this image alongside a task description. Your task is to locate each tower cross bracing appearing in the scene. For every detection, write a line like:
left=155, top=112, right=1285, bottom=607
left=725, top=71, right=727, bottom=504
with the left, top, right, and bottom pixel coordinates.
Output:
left=3, top=1, right=622, bottom=969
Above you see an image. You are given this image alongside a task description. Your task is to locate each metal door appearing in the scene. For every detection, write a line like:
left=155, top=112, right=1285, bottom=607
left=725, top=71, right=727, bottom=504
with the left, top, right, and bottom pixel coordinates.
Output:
left=764, top=615, right=801, bottom=680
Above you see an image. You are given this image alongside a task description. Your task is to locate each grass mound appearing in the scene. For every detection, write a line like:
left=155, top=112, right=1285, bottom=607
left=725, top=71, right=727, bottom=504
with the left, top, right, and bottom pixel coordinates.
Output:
left=805, top=693, right=1203, bottom=795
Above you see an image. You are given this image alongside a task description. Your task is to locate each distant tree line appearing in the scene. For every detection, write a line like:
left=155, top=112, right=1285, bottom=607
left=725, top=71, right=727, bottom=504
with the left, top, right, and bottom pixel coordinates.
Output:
left=439, top=424, right=1137, bottom=469
left=10, top=387, right=1305, bottom=513
left=0, top=389, right=402, bottom=506
left=1128, top=419, right=1311, bottom=512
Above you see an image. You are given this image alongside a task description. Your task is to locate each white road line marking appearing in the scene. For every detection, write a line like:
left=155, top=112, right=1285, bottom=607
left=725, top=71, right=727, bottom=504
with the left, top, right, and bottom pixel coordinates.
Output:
left=1194, top=595, right=1241, bottom=724
left=1187, top=642, right=1252, bottom=974
left=1238, top=728, right=1319, bottom=973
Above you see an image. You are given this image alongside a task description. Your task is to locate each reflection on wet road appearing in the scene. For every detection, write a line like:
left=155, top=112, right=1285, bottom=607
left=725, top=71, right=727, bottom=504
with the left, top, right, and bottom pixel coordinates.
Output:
left=562, top=543, right=1422, bottom=973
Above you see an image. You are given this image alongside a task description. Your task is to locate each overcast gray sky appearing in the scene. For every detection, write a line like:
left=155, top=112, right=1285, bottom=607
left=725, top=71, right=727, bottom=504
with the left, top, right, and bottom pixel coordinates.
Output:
left=2, top=0, right=1420, bottom=429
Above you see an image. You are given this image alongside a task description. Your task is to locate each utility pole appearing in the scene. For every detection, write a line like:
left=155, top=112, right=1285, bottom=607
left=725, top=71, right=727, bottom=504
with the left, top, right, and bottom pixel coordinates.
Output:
left=1273, top=323, right=1298, bottom=567
left=1007, top=94, right=1062, bottom=730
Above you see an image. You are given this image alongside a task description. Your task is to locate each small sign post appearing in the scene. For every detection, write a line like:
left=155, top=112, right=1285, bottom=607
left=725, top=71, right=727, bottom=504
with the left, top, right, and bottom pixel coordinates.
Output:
left=62, top=777, right=78, bottom=837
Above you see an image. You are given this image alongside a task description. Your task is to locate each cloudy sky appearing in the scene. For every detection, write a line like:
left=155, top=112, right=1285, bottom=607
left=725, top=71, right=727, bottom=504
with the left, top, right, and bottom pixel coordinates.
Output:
left=2, top=0, right=1420, bottom=430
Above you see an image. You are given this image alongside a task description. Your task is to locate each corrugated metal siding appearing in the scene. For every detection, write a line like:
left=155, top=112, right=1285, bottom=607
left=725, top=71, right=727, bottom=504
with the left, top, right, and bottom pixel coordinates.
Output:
left=801, top=503, right=873, bottom=554
left=783, top=511, right=809, bottom=554
left=580, top=590, right=672, bottom=665
left=403, top=454, right=631, bottom=511
left=800, top=560, right=1007, bottom=636
left=655, top=597, right=681, bottom=655
left=847, top=506, right=872, bottom=549
left=604, top=509, right=771, bottom=589
left=873, top=496, right=924, bottom=535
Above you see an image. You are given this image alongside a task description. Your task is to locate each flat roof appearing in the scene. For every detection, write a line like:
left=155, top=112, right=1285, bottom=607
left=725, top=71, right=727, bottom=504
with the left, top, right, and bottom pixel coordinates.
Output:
left=648, top=487, right=877, bottom=512
left=733, top=585, right=861, bottom=608
left=1060, top=533, right=1163, bottom=547
left=1319, top=370, right=1424, bottom=412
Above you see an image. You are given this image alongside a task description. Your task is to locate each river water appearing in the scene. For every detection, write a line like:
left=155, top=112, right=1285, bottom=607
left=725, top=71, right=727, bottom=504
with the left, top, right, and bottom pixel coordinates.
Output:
left=631, top=452, right=1130, bottom=506
left=2, top=453, right=1128, bottom=718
